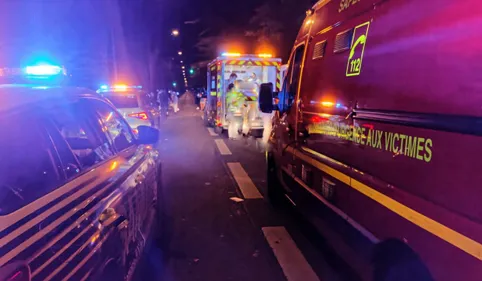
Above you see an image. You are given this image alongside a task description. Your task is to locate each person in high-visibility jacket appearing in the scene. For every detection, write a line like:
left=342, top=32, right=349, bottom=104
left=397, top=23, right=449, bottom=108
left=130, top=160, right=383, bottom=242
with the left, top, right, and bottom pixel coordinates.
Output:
left=226, top=83, right=245, bottom=139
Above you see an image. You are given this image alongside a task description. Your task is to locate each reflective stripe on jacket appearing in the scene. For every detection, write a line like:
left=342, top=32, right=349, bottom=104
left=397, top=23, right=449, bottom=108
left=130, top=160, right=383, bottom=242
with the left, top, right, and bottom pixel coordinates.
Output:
left=226, top=91, right=245, bottom=112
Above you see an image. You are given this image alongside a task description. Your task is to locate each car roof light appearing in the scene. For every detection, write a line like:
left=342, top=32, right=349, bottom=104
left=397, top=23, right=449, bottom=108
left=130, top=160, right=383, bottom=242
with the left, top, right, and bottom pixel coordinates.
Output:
left=96, top=84, right=143, bottom=93
left=113, top=84, right=128, bottom=91
left=25, top=64, right=63, bottom=76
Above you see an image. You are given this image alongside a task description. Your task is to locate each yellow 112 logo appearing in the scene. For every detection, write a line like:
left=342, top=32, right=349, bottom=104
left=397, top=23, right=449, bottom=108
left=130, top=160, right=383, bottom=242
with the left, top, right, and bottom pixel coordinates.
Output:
left=346, top=21, right=370, bottom=77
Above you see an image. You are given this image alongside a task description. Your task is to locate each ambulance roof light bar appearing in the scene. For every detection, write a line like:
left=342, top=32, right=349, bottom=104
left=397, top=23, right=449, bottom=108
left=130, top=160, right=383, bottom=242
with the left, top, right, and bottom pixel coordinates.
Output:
left=221, top=53, right=274, bottom=58
left=221, top=52, right=241, bottom=57
left=258, top=53, right=273, bottom=58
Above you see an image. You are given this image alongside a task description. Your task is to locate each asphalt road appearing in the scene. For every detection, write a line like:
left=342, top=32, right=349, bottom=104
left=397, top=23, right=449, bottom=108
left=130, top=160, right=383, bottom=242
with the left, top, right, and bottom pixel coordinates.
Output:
left=136, top=95, right=359, bottom=281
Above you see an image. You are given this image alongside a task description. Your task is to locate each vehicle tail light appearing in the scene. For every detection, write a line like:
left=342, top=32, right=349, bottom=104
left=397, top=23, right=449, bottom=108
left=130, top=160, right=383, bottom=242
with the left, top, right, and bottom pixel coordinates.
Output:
left=128, top=112, right=149, bottom=120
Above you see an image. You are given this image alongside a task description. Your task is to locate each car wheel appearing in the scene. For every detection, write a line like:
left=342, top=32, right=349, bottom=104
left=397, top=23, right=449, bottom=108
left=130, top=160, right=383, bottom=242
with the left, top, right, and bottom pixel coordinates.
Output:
left=372, top=239, right=434, bottom=281
left=266, top=152, right=284, bottom=206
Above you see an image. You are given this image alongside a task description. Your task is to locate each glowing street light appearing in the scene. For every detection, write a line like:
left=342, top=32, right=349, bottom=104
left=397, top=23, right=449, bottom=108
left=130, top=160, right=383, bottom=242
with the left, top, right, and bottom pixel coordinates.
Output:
left=178, top=51, right=183, bottom=55
left=171, top=29, right=179, bottom=36
left=182, top=66, right=185, bottom=69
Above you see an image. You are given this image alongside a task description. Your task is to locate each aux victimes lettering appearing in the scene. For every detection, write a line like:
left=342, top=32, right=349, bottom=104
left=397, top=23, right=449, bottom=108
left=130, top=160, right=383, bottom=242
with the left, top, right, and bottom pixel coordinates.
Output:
left=308, top=122, right=433, bottom=163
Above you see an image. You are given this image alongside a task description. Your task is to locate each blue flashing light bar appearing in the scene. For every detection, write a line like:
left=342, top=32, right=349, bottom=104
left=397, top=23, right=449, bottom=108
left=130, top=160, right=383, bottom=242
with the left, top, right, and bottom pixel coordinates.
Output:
left=0, top=64, right=67, bottom=85
left=25, top=65, right=63, bottom=76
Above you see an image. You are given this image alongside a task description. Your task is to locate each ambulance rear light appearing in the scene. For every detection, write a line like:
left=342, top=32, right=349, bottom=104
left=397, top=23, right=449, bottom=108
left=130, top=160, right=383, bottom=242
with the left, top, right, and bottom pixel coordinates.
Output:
left=128, top=112, right=149, bottom=120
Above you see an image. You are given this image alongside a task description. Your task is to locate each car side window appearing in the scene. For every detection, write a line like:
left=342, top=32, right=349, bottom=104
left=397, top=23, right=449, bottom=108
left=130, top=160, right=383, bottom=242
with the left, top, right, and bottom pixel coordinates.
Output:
left=89, top=99, right=135, bottom=152
left=279, top=45, right=305, bottom=112
left=47, top=102, right=115, bottom=170
left=0, top=112, right=62, bottom=215
left=45, top=118, right=82, bottom=180
left=288, top=45, right=305, bottom=98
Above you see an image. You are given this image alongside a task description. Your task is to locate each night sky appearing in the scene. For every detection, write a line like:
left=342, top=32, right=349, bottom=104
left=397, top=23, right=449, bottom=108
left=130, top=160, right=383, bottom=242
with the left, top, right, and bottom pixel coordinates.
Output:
left=0, top=0, right=315, bottom=89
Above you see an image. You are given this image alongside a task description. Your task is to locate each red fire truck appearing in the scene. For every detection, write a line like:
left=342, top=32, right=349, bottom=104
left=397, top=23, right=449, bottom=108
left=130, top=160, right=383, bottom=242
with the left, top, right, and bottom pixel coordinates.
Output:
left=258, top=0, right=482, bottom=280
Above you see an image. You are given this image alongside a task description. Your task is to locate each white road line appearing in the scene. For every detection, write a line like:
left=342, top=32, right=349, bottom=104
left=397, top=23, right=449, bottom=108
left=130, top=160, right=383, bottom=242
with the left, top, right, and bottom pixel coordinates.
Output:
left=214, top=139, right=232, bottom=155
left=262, top=226, right=320, bottom=281
left=227, top=162, right=263, bottom=199
left=207, top=127, right=218, bottom=136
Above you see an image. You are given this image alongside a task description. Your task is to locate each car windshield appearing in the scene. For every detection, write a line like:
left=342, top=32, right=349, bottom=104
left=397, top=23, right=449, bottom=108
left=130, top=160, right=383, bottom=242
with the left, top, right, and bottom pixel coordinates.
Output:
left=104, top=94, right=139, bottom=108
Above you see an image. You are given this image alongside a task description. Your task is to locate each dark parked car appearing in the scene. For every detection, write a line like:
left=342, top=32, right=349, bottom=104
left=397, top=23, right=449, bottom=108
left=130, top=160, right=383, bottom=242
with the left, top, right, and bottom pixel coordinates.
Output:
left=0, top=85, right=162, bottom=281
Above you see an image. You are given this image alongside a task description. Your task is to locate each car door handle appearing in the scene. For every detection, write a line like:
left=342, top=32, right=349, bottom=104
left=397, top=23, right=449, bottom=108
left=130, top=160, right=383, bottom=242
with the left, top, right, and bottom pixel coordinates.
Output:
left=98, top=208, right=118, bottom=225
left=135, top=174, right=145, bottom=184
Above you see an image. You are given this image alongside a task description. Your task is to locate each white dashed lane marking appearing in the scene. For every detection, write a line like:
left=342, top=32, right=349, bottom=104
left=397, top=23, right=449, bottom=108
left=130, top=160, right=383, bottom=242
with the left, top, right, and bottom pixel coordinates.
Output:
left=227, top=162, right=263, bottom=199
left=214, top=139, right=232, bottom=155
left=207, top=127, right=218, bottom=136
left=262, top=226, right=320, bottom=281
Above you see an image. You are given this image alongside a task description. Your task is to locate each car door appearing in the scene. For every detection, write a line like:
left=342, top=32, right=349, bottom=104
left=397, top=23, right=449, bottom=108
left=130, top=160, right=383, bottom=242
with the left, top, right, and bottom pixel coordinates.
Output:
left=85, top=98, right=159, bottom=279
left=31, top=99, right=125, bottom=281
left=0, top=99, right=128, bottom=281
left=273, top=44, right=307, bottom=202
left=0, top=109, right=68, bottom=281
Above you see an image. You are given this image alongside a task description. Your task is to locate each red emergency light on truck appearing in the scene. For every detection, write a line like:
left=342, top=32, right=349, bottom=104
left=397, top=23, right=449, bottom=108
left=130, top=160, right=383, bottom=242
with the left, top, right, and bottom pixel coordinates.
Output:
left=258, top=0, right=482, bottom=280
left=204, top=53, right=281, bottom=136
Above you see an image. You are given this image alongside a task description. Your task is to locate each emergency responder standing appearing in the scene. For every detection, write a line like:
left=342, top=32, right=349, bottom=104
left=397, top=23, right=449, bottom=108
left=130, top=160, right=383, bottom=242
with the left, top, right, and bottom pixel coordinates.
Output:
left=171, top=91, right=179, bottom=113
left=158, top=89, right=171, bottom=117
left=226, top=83, right=244, bottom=139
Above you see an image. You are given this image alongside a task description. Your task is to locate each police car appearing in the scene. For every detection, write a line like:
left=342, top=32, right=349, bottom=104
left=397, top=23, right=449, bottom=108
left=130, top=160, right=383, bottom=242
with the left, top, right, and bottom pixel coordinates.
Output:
left=97, top=85, right=161, bottom=131
left=0, top=65, right=162, bottom=281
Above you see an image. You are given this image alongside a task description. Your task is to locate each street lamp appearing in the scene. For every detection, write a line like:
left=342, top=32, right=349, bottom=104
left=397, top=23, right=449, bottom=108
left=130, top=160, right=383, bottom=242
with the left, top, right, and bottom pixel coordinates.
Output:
left=182, top=66, right=185, bottom=69
left=178, top=51, right=183, bottom=55
left=171, top=29, right=179, bottom=36
left=172, top=82, right=177, bottom=87
left=189, top=68, right=194, bottom=74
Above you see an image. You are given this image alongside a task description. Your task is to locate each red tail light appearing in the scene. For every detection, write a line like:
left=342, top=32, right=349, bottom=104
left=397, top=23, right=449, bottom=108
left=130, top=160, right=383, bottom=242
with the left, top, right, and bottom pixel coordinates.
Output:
left=128, top=112, right=149, bottom=120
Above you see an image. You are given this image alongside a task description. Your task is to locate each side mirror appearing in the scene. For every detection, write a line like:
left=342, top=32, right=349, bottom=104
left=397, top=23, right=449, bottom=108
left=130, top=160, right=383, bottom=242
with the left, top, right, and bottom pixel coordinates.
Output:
left=137, top=125, right=159, bottom=144
left=259, top=83, right=274, bottom=113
